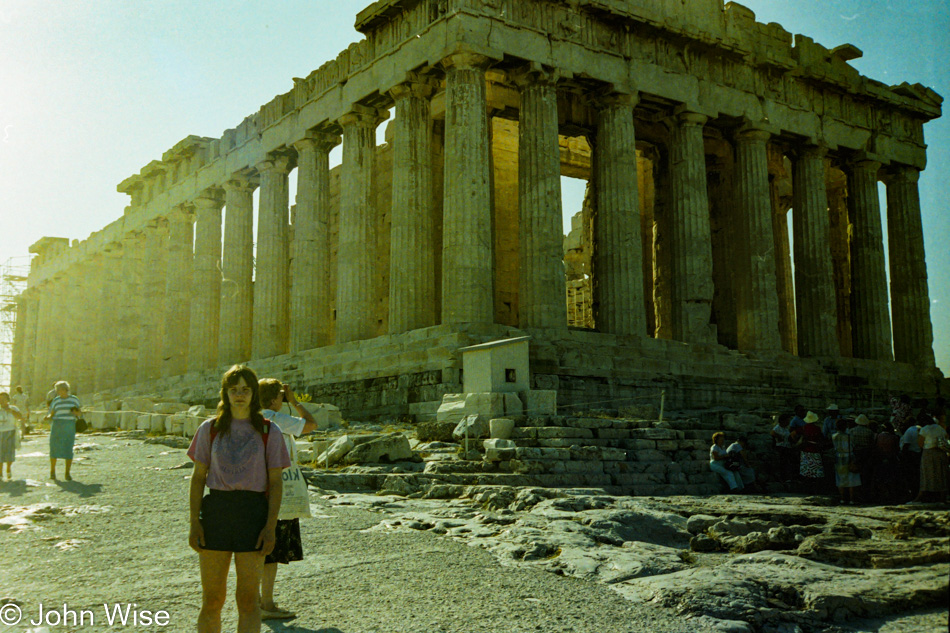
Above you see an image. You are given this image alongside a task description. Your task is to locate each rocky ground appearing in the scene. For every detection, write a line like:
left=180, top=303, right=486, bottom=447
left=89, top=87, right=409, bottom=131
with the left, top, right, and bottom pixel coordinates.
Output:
left=0, top=430, right=946, bottom=633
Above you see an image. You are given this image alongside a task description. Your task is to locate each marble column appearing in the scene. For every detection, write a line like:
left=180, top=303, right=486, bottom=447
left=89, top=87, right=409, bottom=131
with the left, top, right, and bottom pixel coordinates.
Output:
left=792, top=146, right=838, bottom=357
left=734, top=126, right=782, bottom=352
left=291, top=131, right=339, bottom=350
left=116, top=231, right=145, bottom=386
left=189, top=189, right=225, bottom=371
left=441, top=52, right=494, bottom=325
left=514, top=67, right=568, bottom=331
left=253, top=155, right=293, bottom=359
left=219, top=178, right=256, bottom=365
left=30, top=284, right=53, bottom=398
left=75, top=255, right=102, bottom=395
left=885, top=166, right=934, bottom=366
left=591, top=93, right=644, bottom=335
left=337, top=106, right=385, bottom=344
left=847, top=159, right=893, bottom=361
left=668, top=111, right=715, bottom=343
left=60, top=265, right=86, bottom=393
left=137, top=219, right=168, bottom=382
left=43, top=276, right=69, bottom=391
left=96, top=244, right=123, bottom=390
left=388, top=78, right=438, bottom=334
left=162, top=206, right=195, bottom=377
left=23, top=290, right=42, bottom=402
left=10, top=295, right=29, bottom=391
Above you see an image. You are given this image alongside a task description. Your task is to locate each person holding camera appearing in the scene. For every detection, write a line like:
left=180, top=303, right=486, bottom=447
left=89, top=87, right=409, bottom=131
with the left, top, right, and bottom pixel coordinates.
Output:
left=257, top=379, right=317, bottom=620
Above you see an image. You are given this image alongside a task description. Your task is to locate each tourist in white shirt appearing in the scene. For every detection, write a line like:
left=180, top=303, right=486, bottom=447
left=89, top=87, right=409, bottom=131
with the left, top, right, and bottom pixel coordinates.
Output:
left=258, top=379, right=317, bottom=620
left=770, top=413, right=795, bottom=483
left=912, top=416, right=949, bottom=503
left=0, top=392, right=25, bottom=479
left=899, top=418, right=923, bottom=501
left=11, top=387, right=29, bottom=434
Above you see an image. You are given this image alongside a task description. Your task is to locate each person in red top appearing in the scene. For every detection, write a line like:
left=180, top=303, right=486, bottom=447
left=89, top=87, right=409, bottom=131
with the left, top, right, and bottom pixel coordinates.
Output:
left=187, top=365, right=291, bottom=633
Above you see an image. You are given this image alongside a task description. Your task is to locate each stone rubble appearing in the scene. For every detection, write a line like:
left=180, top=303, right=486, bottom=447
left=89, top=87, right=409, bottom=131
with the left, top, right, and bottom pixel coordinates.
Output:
left=323, top=486, right=948, bottom=633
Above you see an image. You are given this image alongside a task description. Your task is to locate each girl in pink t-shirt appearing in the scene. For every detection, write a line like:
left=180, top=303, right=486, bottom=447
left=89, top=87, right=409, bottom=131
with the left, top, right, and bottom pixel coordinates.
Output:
left=187, top=365, right=290, bottom=633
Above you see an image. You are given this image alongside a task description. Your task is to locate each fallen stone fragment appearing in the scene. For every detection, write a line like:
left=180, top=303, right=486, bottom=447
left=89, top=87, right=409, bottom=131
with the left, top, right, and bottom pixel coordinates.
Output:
left=343, top=433, right=415, bottom=465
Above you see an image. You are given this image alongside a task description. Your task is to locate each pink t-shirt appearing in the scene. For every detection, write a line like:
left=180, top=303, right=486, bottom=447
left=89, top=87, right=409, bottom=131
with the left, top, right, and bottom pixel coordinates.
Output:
left=187, top=417, right=291, bottom=492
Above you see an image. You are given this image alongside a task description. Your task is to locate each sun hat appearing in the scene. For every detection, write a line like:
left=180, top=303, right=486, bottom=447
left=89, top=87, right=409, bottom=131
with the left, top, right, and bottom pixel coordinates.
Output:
left=804, top=411, right=819, bottom=423
left=826, top=404, right=839, bottom=411
left=855, top=414, right=870, bottom=426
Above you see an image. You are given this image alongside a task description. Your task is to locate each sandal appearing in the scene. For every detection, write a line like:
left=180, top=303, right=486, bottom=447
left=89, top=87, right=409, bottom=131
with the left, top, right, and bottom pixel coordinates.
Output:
left=260, top=607, right=295, bottom=620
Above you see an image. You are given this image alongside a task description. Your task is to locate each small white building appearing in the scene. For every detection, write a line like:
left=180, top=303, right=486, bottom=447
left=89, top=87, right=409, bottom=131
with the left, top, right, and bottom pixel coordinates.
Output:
left=457, top=336, right=530, bottom=394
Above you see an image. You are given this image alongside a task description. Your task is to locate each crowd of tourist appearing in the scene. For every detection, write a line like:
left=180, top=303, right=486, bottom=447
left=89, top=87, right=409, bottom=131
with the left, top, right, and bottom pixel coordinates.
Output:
left=709, top=396, right=949, bottom=505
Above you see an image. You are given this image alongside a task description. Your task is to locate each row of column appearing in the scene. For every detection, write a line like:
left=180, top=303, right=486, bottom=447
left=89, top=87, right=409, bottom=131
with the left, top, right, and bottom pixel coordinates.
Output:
left=11, top=55, right=937, bottom=400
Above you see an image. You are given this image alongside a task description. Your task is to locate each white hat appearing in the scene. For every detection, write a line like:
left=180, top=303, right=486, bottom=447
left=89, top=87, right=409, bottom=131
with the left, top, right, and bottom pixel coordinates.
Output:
left=804, top=411, right=820, bottom=423
left=855, top=414, right=870, bottom=426
left=827, top=404, right=839, bottom=411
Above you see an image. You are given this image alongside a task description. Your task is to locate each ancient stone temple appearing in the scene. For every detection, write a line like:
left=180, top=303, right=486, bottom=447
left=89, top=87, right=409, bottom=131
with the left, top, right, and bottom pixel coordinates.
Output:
left=12, top=0, right=944, bottom=417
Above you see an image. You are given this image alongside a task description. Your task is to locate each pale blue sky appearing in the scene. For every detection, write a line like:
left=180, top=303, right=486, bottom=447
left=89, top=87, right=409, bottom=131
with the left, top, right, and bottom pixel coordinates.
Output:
left=1, top=1, right=947, bottom=369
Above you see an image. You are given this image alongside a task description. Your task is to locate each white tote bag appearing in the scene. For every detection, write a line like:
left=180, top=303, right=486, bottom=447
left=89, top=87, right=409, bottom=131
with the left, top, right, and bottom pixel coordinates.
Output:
left=278, top=433, right=312, bottom=520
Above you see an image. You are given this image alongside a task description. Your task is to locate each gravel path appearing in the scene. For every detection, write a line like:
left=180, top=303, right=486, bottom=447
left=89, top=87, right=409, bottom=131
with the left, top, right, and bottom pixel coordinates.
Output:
left=0, top=432, right=701, bottom=633
left=1, top=432, right=944, bottom=633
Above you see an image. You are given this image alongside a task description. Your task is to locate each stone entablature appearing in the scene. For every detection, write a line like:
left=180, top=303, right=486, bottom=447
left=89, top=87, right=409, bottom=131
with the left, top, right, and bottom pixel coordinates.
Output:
left=14, top=0, right=944, bottom=413
left=26, top=1, right=942, bottom=290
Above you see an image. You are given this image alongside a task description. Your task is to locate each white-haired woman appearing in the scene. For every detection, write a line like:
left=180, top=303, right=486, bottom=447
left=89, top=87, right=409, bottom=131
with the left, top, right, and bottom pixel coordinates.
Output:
left=47, top=380, right=81, bottom=480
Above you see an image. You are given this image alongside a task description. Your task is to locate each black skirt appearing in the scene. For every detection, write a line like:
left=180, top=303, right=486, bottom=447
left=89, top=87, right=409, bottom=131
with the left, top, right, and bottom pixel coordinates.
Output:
left=199, top=489, right=268, bottom=553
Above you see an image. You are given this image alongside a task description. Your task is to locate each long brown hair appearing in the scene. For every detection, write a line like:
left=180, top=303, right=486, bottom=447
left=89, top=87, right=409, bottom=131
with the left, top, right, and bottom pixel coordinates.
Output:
left=214, top=365, right=266, bottom=436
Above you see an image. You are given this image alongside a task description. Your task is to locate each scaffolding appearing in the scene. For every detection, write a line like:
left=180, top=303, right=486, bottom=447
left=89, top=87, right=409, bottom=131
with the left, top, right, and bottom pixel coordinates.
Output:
left=1, top=257, right=30, bottom=391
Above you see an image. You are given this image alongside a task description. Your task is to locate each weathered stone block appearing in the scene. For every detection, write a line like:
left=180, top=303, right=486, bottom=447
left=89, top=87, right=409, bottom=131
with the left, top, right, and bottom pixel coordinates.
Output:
left=416, top=420, right=457, bottom=442
left=187, top=404, right=211, bottom=418
left=618, top=404, right=658, bottom=419
left=625, top=439, right=657, bottom=450
left=93, top=399, right=121, bottom=412
left=119, top=411, right=139, bottom=430
left=344, top=433, right=414, bottom=464
left=489, top=418, right=515, bottom=439
left=318, top=435, right=356, bottom=466
left=153, top=402, right=190, bottom=415
left=453, top=414, right=489, bottom=441
left=629, top=449, right=670, bottom=462
left=509, top=459, right=547, bottom=475
left=436, top=392, right=505, bottom=425
left=121, top=397, right=154, bottom=412
left=630, top=427, right=679, bottom=440
left=502, top=393, right=523, bottom=417
left=600, top=447, right=627, bottom=461
left=150, top=414, right=167, bottom=434
left=537, top=427, right=593, bottom=439
left=300, top=402, right=344, bottom=429
left=513, top=446, right=541, bottom=460
left=512, top=427, right=538, bottom=439
left=521, top=389, right=557, bottom=415
left=135, top=414, right=152, bottom=431
left=483, top=438, right=517, bottom=462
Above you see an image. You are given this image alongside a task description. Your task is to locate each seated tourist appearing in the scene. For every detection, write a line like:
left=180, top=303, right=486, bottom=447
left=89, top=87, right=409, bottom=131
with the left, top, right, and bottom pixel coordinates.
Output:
left=726, top=436, right=757, bottom=493
left=709, top=432, right=743, bottom=493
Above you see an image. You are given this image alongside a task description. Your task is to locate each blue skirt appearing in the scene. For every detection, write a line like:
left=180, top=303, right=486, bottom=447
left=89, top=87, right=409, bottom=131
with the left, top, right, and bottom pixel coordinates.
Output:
left=49, top=419, right=77, bottom=459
